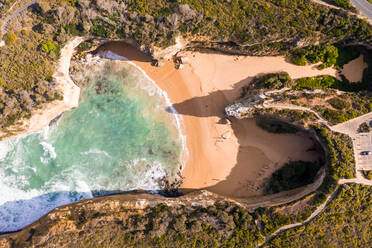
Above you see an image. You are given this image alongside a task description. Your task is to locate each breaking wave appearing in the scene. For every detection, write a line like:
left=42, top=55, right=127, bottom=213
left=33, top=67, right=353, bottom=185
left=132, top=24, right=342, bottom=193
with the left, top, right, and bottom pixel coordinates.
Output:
left=0, top=57, right=187, bottom=232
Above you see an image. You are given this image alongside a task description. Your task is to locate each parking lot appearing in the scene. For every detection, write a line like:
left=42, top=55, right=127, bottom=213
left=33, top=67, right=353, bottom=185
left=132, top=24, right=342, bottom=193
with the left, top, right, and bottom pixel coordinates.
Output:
left=354, top=131, right=372, bottom=170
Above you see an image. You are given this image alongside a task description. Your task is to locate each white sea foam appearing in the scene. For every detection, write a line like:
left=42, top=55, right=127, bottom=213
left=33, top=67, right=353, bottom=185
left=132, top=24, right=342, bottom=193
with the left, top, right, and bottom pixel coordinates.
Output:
left=0, top=165, right=94, bottom=232
left=80, top=148, right=111, bottom=157
left=0, top=51, right=188, bottom=232
left=40, top=142, right=57, bottom=159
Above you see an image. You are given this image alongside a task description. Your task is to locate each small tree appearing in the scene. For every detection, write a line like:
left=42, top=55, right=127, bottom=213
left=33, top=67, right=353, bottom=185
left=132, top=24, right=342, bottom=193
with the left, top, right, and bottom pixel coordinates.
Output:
left=291, top=55, right=307, bottom=66
left=4, top=32, right=17, bottom=45
left=40, top=41, right=56, bottom=54
left=0, top=78, right=5, bottom=87
left=358, top=122, right=370, bottom=133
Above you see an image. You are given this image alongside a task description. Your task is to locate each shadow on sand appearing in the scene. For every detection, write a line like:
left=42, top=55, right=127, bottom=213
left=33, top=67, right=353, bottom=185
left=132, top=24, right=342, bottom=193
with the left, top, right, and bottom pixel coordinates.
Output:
left=94, top=41, right=153, bottom=63
left=167, top=79, right=323, bottom=198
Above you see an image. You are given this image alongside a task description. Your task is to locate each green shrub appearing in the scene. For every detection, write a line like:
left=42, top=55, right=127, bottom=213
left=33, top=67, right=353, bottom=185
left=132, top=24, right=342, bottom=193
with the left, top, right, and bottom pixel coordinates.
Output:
left=358, top=122, right=370, bottom=133
left=265, top=161, right=322, bottom=194
left=4, top=32, right=17, bottom=45
left=77, top=41, right=94, bottom=52
left=294, top=75, right=337, bottom=90
left=268, top=185, right=372, bottom=247
left=291, top=55, right=307, bottom=66
left=256, top=119, right=298, bottom=134
left=0, top=78, right=5, bottom=87
left=293, top=75, right=366, bottom=92
left=327, top=97, right=350, bottom=110
left=314, top=127, right=355, bottom=179
left=322, top=108, right=347, bottom=124
left=362, top=170, right=372, bottom=179
left=40, top=41, right=57, bottom=54
left=64, top=23, right=86, bottom=36
left=290, top=45, right=361, bottom=69
left=90, top=19, right=115, bottom=38
left=251, top=72, right=293, bottom=90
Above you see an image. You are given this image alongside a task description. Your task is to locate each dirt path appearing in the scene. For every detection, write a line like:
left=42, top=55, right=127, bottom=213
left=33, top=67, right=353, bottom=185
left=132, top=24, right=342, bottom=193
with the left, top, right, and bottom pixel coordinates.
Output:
left=0, top=0, right=37, bottom=46
left=312, top=0, right=341, bottom=9
left=255, top=92, right=372, bottom=247
left=258, top=176, right=372, bottom=247
left=311, top=0, right=371, bottom=23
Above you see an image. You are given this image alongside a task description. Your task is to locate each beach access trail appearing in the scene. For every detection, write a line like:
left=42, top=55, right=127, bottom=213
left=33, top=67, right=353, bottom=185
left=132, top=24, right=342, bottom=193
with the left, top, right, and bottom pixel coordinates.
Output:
left=254, top=89, right=372, bottom=247
left=257, top=175, right=372, bottom=247
left=312, top=0, right=372, bottom=23
left=0, top=0, right=37, bottom=47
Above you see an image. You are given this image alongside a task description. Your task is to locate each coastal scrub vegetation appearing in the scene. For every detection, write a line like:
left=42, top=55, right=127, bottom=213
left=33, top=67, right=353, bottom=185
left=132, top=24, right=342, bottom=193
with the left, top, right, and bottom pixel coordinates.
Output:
left=292, top=75, right=369, bottom=92
left=4, top=32, right=16, bottom=45
left=358, top=122, right=371, bottom=133
left=4, top=184, right=371, bottom=247
left=246, top=68, right=372, bottom=125
left=246, top=72, right=293, bottom=91
left=315, top=126, right=355, bottom=180
left=265, top=161, right=322, bottom=194
left=1, top=0, right=372, bottom=132
left=316, top=92, right=372, bottom=125
left=0, top=27, right=61, bottom=131
left=255, top=118, right=298, bottom=134
left=255, top=108, right=318, bottom=127
left=6, top=200, right=264, bottom=247
left=290, top=45, right=362, bottom=70
left=258, top=126, right=355, bottom=236
left=266, top=184, right=372, bottom=247
left=362, top=170, right=372, bottom=180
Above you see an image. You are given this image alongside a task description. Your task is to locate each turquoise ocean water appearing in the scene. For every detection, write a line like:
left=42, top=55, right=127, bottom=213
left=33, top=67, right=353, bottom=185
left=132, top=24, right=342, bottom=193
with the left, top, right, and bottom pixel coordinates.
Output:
left=0, top=57, right=185, bottom=232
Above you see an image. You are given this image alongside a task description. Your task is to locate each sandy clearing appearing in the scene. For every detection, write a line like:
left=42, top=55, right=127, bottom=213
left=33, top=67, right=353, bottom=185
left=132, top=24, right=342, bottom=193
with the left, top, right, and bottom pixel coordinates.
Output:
left=341, top=55, right=368, bottom=82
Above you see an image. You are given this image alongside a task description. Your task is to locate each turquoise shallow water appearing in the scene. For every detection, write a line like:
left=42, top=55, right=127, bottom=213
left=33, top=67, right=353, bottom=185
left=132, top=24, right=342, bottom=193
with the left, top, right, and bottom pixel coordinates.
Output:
left=0, top=58, right=184, bottom=232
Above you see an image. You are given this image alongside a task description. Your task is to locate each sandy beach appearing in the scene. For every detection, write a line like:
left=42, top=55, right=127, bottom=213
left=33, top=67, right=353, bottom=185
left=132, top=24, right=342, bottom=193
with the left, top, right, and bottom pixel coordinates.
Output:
left=341, top=55, right=368, bottom=82
left=5, top=39, right=365, bottom=198
left=96, top=42, right=338, bottom=197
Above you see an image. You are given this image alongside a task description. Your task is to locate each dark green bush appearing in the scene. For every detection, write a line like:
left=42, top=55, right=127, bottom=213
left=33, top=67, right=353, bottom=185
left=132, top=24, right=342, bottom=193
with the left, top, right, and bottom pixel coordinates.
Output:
left=266, top=161, right=322, bottom=194
left=64, top=23, right=86, bottom=36
left=327, top=97, right=351, bottom=110
left=358, top=122, right=370, bottom=133
left=40, top=41, right=57, bottom=54
left=256, top=119, right=298, bottom=134
left=250, top=72, right=293, bottom=90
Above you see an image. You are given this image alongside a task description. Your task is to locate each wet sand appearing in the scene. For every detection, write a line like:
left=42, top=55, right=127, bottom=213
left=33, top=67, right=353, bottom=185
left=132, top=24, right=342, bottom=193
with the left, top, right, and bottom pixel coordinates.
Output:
left=96, top=42, right=332, bottom=198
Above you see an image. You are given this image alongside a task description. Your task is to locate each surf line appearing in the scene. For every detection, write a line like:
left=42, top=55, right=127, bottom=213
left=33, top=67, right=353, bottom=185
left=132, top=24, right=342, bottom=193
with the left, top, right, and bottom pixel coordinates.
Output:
left=97, top=50, right=189, bottom=172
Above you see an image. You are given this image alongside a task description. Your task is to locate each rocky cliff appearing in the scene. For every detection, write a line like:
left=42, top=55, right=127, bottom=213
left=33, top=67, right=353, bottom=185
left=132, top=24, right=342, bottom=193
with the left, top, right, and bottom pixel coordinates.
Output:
left=0, top=191, right=264, bottom=248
